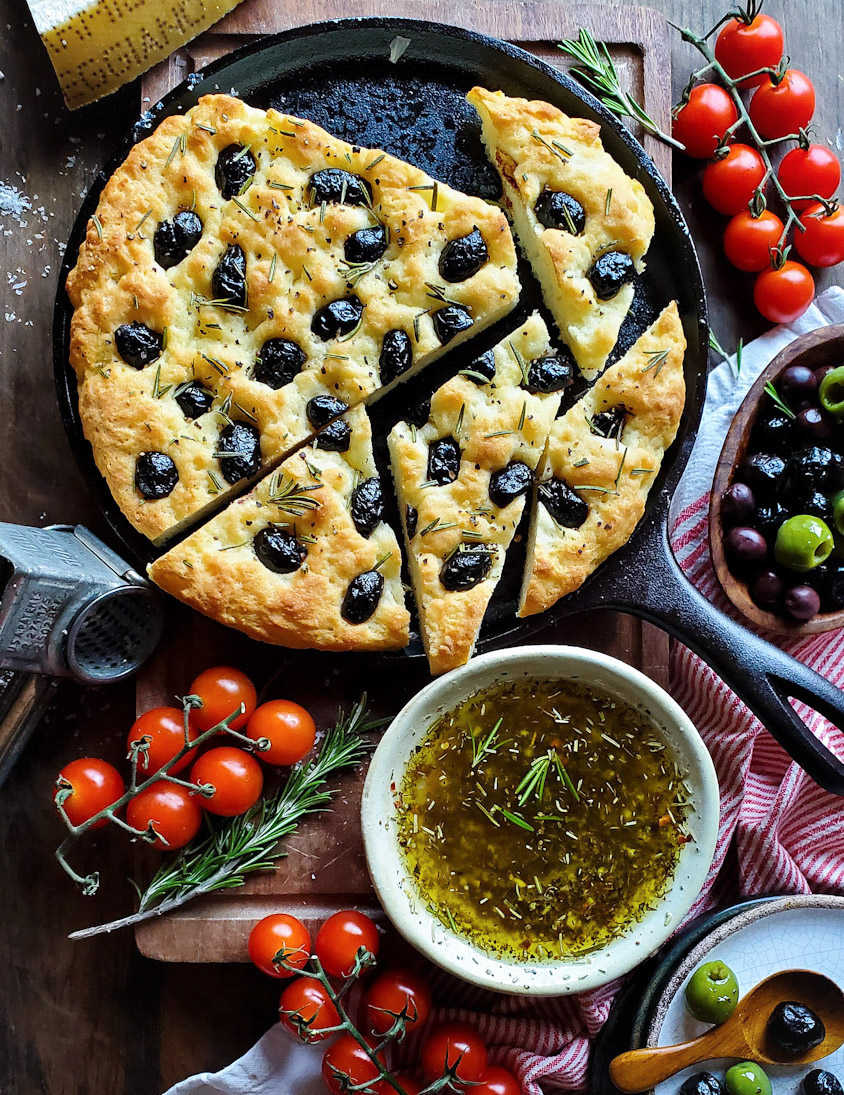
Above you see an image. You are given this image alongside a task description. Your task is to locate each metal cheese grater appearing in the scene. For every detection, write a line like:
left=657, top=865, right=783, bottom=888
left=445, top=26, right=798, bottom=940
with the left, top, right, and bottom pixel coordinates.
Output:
left=0, top=523, right=163, bottom=786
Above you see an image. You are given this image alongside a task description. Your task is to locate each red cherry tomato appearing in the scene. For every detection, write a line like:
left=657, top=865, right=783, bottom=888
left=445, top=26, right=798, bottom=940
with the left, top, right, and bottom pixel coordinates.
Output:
left=315, top=910, right=380, bottom=978
left=749, top=70, right=815, bottom=140
left=279, top=977, right=340, bottom=1042
left=322, top=1035, right=382, bottom=1095
left=248, top=913, right=311, bottom=978
left=190, top=747, right=263, bottom=816
left=125, top=784, right=203, bottom=850
left=128, top=706, right=199, bottom=775
left=375, top=1075, right=422, bottom=1095
left=701, top=144, right=766, bottom=215
left=421, top=1022, right=488, bottom=1084
left=55, top=758, right=125, bottom=829
left=754, top=260, right=815, bottom=324
left=672, top=84, right=738, bottom=159
left=365, top=968, right=433, bottom=1036
left=246, top=700, right=316, bottom=766
left=723, top=209, right=785, bottom=272
left=794, top=203, right=844, bottom=267
left=714, top=13, right=784, bottom=89
left=475, top=1067, right=523, bottom=1095
left=777, top=145, right=841, bottom=212
left=189, top=666, right=257, bottom=732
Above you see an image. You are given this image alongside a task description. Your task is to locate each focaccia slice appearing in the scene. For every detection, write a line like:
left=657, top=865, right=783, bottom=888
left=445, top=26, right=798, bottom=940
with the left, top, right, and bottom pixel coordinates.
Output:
left=68, top=93, right=520, bottom=544
left=148, top=405, right=410, bottom=651
left=519, top=303, right=686, bottom=617
left=388, top=312, right=566, bottom=674
left=468, top=86, right=655, bottom=380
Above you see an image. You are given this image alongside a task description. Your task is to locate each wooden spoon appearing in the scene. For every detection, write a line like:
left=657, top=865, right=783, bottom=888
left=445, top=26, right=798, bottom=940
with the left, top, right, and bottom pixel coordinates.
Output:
left=610, top=969, right=844, bottom=1093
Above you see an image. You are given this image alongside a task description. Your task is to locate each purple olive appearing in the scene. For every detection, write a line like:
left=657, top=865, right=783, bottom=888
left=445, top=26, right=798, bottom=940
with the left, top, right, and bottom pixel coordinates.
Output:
left=751, top=570, right=784, bottom=607
left=779, top=364, right=817, bottom=407
left=796, top=406, right=834, bottom=440
left=783, top=584, right=821, bottom=620
left=814, top=364, right=836, bottom=386
left=722, top=482, right=756, bottom=526
left=726, top=526, right=768, bottom=564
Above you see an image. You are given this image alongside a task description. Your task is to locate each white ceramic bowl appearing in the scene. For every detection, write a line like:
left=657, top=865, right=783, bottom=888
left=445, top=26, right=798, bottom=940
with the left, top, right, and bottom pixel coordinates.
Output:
left=361, top=645, right=719, bottom=996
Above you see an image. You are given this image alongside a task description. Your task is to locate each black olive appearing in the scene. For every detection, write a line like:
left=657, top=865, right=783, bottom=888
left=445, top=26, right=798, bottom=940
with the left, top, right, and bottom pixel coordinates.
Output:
left=525, top=348, right=576, bottom=394
left=404, top=397, right=431, bottom=428
left=828, top=566, right=844, bottom=610
left=349, top=477, right=384, bottom=538
left=464, top=349, right=496, bottom=384
left=215, top=144, right=256, bottom=200
left=253, top=337, right=306, bottom=390
left=766, top=1001, right=826, bottom=1054
left=534, top=189, right=586, bottom=234
left=489, top=461, right=533, bottom=508
left=427, top=437, right=461, bottom=485
left=309, top=168, right=371, bottom=207
left=787, top=446, right=844, bottom=493
left=311, top=296, right=363, bottom=341
left=344, top=225, right=387, bottom=264
left=135, top=451, right=178, bottom=499
left=804, top=489, right=833, bottom=522
left=741, top=452, right=787, bottom=498
left=218, top=421, right=261, bottom=484
left=433, top=304, right=473, bottom=345
left=315, top=421, right=351, bottom=451
left=537, top=478, right=589, bottom=528
left=306, top=395, right=351, bottom=452
left=587, top=250, right=636, bottom=299
left=803, top=1070, right=844, bottom=1095
left=341, top=570, right=384, bottom=623
left=591, top=407, right=627, bottom=440
left=405, top=504, right=418, bottom=539
left=115, top=322, right=163, bottom=369
left=439, top=227, right=489, bottom=282
left=211, top=244, right=247, bottom=307
left=153, top=210, right=203, bottom=268
left=754, top=409, right=795, bottom=454
left=679, top=1072, right=725, bottom=1095
left=752, top=501, right=788, bottom=540
left=379, top=329, right=413, bottom=386
left=440, top=549, right=493, bottom=591
left=174, top=380, right=213, bottom=420
left=253, top=525, right=307, bottom=574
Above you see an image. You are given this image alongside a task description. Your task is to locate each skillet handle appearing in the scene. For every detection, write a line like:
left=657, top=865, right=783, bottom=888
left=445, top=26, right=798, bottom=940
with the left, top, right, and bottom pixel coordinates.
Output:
left=591, top=505, right=844, bottom=796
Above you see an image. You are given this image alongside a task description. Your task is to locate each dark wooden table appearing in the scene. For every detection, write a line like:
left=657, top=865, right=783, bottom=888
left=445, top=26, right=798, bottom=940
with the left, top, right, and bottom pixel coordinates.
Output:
left=1, top=0, right=842, bottom=1091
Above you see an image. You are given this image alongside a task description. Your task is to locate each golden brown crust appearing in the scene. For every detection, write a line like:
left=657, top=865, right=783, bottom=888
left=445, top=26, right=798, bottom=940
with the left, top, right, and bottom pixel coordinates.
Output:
left=519, top=303, right=686, bottom=617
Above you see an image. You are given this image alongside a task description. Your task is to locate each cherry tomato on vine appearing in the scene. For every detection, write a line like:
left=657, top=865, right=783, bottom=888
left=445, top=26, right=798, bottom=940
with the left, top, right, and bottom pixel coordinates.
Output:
left=248, top=913, right=311, bottom=978
left=375, top=1075, right=422, bottom=1095
left=246, top=700, right=316, bottom=766
left=190, top=746, right=263, bottom=816
left=189, top=666, right=257, bottom=732
left=322, top=1035, right=382, bottom=1095
left=55, top=758, right=124, bottom=829
left=754, top=260, right=815, bottom=324
left=723, top=209, right=785, bottom=272
left=777, top=144, right=841, bottom=211
left=749, top=70, right=815, bottom=140
left=714, top=12, right=784, bottom=89
left=279, top=977, right=340, bottom=1042
left=421, top=1022, right=488, bottom=1084
left=702, top=144, right=766, bottom=215
left=475, top=1067, right=523, bottom=1095
left=794, top=203, right=844, bottom=267
left=365, top=968, right=433, bottom=1036
left=315, top=910, right=380, bottom=978
left=128, top=706, right=199, bottom=775
left=672, top=83, right=738, bottom=159
left=125, top=784, right=203, bottom=850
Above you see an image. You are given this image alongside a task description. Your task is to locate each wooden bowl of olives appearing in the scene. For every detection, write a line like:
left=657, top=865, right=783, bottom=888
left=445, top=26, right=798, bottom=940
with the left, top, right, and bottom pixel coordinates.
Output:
left=711, top=325, right=844, bottom=635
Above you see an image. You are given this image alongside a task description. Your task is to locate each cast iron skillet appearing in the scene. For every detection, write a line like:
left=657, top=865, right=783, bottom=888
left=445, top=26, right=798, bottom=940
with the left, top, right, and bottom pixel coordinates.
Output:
left=52, top=18, right=844, bottom=794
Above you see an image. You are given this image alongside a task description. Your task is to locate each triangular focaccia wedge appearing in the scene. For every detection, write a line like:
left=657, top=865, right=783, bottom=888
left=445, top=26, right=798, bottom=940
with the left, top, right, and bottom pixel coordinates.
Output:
left=519, top=302, right=686, bottom=617
left=68, top=94, right=520, bottom=544
left=468, top=86, right=655, bottom=381
left=388, top=312, right=566, bottom=674
left=148, top=405, right=410, bottom=650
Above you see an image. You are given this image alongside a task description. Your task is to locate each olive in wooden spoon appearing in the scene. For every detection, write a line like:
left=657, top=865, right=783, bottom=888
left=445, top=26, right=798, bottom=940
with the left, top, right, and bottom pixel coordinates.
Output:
left=610, top=970, right=844, bottom=1093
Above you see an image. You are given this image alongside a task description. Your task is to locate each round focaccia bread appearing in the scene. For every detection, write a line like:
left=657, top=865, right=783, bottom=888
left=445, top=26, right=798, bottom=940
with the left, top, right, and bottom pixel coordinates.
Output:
left=148, top=405, right=409, bottom=650
left=468, top=86, right=655, bottom=381
left=519, top=302, right=686, bottom=617
left=67, top=93, right=519, bottom=544
left=388, top=312, right=564, bottom=674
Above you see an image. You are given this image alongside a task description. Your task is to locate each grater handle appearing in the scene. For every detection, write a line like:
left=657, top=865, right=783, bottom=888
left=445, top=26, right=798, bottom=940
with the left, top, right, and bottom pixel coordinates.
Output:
left=0, top=672, right=60, bottom=790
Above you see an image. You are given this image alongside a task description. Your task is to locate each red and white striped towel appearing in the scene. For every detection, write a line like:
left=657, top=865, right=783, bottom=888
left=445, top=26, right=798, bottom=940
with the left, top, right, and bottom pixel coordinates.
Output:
left=166, top=289, right=844, bottom=1095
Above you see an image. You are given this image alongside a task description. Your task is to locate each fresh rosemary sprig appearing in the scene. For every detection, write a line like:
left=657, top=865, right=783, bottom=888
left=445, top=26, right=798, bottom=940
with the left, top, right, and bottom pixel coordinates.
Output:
left=764, top=380, right=796, bottom=420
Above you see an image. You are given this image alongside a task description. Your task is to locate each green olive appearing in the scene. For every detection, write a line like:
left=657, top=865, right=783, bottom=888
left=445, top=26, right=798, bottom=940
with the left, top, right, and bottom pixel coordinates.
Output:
left=684, top=960, right=740, bottom=1024
left=819, top=366, right=844, bottom=417
left=774, top=515, right=834, bottom=571
left=725, top=1062, right=773, bottom=1095
left=832, top=491, right=844, bottom=537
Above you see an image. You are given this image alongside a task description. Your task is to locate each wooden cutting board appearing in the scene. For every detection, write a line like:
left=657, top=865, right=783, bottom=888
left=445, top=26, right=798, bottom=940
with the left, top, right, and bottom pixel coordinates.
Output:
left=135, top=1, right=674, bottom=963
